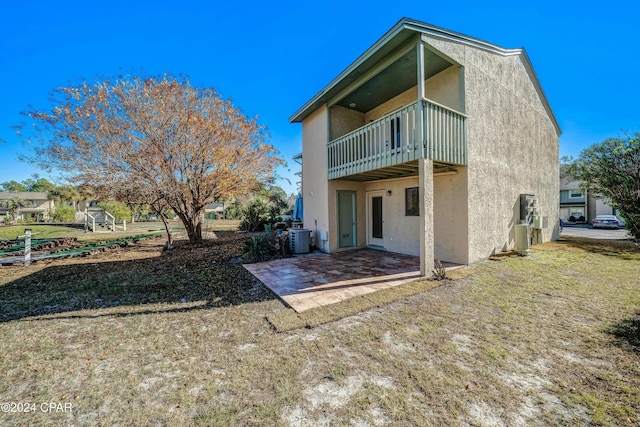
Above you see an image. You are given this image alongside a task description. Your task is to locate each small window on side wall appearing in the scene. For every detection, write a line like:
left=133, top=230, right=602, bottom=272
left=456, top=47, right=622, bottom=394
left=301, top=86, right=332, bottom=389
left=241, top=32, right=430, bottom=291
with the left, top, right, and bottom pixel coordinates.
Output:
left=405, top=187, right=419, bottom=216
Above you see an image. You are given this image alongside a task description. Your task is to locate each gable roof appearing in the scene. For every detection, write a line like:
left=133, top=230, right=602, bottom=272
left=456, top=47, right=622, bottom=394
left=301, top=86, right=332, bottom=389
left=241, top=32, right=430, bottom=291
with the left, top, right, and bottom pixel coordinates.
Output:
left=289, top=17, right=560, bottom=136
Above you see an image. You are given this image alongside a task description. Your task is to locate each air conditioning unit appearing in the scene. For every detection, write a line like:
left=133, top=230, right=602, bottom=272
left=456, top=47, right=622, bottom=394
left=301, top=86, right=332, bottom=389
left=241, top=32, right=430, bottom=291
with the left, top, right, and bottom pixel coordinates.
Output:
left=289, top=229, right=311, bottom=254
left=515, top=224, right=530, bottom=256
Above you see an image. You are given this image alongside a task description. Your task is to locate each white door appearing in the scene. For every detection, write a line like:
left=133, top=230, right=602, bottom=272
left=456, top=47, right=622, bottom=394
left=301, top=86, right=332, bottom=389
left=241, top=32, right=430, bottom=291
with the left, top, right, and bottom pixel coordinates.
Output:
left=367, top=191, right=385, bottom=247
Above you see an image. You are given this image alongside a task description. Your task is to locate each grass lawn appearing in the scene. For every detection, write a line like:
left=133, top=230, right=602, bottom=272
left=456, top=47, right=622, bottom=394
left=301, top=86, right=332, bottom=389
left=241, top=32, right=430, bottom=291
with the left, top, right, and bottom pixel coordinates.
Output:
left=0, top=220, right=241, bottom=242
left=0, top=235, right=638, bottom=426
left=0, top=225, right=89, bottom=240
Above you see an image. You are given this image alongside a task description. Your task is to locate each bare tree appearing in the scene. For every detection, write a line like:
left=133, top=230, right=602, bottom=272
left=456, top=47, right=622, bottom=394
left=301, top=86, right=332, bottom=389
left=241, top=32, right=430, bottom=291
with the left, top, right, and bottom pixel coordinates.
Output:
left=21, top=74, right=282, bottom=244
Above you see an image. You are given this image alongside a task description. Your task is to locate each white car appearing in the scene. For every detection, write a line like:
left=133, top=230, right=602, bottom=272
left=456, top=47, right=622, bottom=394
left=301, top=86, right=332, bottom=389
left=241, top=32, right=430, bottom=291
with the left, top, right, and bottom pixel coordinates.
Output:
left=592, top=215, right=620, bottom=229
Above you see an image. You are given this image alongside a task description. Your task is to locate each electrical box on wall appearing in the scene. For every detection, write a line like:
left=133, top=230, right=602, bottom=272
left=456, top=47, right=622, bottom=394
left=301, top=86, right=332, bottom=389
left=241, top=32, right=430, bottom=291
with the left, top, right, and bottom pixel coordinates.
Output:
left=520, top=194, right=536, bottom=225
left=533, top=216, right=548, bottom=230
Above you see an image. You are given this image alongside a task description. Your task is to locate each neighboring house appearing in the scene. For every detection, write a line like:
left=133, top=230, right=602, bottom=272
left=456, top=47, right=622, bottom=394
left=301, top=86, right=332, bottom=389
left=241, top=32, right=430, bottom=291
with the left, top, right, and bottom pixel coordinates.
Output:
left=204, top=203, right=225, bottom=219
left=559, top=178, right=618, bottom=224
left=0, top=192, right=54, bottom=222
left=289, top=18, right=560, bottom=275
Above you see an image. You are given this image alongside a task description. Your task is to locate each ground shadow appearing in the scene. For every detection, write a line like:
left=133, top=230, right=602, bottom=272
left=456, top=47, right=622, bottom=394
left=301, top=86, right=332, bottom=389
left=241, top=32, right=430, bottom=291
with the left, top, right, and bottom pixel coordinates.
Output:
left=608, top=313, right=640, bottom=353
left=0, top=234, right=277, bottom=323
left=550, top=237, right=639, bottom=259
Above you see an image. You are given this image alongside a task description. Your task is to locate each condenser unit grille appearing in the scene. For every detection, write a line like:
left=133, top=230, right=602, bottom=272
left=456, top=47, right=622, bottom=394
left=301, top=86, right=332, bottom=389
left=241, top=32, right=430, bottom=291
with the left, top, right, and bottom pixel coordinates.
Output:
left=289, top=229, right=311, bottom=254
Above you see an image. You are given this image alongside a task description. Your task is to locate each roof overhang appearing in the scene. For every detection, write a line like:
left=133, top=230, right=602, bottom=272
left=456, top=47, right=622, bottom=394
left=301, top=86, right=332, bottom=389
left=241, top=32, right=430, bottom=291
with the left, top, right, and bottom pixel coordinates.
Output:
left=289, top=17, right=560, bottom=136
left=0, top=191, right=50, bottom=201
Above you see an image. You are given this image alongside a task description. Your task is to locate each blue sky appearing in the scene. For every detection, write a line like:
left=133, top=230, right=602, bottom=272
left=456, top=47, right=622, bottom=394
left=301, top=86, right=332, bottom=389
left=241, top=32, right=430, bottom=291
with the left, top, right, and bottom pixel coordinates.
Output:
left=1, top=1, right=638, bottom=195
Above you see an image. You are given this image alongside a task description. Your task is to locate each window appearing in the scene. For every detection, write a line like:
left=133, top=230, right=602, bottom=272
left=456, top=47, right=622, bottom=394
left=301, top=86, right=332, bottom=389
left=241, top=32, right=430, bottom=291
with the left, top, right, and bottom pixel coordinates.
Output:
left=405, top=187, right=419, bottom=216
left=569, top=189, right=583, bottom=198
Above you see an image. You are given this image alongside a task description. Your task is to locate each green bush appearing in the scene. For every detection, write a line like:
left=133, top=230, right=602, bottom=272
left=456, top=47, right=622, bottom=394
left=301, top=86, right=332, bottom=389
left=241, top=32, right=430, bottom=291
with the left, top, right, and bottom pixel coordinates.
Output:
left=242, top=234, right=276, bottom=262
left=240, top=198, right=270, bottom=232
left=97, top=201, right=132, bottom=221
left=50, top=205, right=77, bottom=223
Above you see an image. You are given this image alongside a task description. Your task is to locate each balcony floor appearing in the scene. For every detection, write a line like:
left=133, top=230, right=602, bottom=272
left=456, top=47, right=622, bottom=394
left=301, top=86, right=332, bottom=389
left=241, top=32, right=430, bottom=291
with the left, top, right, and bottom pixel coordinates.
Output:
left=243, top=249, right=462, bottom=313
left=330, top=161, right=456, bottom=182
left=335, top=160, right=419, bottom=182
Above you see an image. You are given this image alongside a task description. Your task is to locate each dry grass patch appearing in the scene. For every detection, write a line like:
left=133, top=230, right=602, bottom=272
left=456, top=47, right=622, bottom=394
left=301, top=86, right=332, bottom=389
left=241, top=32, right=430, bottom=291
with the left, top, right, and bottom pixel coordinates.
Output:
left=0, top=236, right=639, bottom=426
left=535, top=235, right=638, bottom=254
left=266, top=278, right=446, bottom=332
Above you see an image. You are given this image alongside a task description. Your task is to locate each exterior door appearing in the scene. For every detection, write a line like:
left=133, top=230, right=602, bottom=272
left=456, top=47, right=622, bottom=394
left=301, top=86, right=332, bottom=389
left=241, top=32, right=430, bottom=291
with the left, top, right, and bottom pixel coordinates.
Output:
left=367, top=191, right=385, bottom=247
left=337, top=191, right=356, bottom=248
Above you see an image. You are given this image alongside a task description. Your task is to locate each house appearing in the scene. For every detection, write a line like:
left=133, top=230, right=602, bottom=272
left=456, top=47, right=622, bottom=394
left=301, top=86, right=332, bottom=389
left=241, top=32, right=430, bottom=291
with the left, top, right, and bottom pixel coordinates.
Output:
left=204, top=203, right=225, bottom=219
left=0, top=192, right=54, bottom=222
left=560, top=178, right=618, bottom=224
left=289, top=18, right=560, bottom=275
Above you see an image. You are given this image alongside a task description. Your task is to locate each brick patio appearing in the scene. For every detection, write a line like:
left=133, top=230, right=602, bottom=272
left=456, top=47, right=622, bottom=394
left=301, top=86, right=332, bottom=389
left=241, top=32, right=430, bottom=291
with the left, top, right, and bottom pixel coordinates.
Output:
left=244, top=249, right=459, bottom=312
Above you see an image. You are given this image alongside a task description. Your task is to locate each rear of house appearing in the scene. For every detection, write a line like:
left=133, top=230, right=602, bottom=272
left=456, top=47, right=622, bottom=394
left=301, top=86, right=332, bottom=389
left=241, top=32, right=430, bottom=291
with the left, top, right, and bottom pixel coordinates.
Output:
left=290, top=18, right=560, bottom=274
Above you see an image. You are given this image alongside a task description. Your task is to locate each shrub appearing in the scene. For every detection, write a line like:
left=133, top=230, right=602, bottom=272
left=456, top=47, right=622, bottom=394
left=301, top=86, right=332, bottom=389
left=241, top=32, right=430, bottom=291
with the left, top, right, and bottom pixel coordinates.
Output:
left=432, top=257, right=448, bottom=281
left=240, top=198, right=270, bottom=232
left=50, top=205, right=77, bottom=223
left=97, top=201, right=132, bottom=221
left=242, top=234, right=276, bottom=262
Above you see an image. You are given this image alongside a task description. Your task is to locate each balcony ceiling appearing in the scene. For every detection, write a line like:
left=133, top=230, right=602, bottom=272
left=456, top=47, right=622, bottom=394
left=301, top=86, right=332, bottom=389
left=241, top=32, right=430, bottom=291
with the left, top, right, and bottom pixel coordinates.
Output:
left=336, top=49, right=452, bottom=113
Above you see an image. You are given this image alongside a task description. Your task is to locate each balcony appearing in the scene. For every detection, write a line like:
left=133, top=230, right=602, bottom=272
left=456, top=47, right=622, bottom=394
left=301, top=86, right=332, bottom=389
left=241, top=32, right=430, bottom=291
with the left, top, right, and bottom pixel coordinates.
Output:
left=327, top=98, right=467, bottom=181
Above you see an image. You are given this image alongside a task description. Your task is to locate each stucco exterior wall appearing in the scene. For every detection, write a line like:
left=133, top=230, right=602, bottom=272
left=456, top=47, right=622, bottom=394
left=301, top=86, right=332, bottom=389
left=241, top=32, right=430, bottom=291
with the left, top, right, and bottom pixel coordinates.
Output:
left=365, top=88, right=417, bottom=122
left=423, top=35, right=560, bottom=262
left=424, top=65, right=462, bottom=111
left=364, top=65, right=461, bottom=122
left=324, top=172, right=466, bottom=263
left=364, top=176, right=421, bottom=256
left=301, top=106, right=330, bottom=252
left=419, top=159, right=435, bottom=274
left=433, top=168, right=469, bottom=264
left=330, top=105, right=364, bottom=140
left=297, top=29, right=559, bottom=266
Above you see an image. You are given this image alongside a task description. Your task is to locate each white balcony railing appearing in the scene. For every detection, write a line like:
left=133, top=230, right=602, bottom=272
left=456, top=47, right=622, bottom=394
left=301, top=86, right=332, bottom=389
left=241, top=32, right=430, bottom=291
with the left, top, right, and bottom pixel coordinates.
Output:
left=327, top=98, right=467, bottom=179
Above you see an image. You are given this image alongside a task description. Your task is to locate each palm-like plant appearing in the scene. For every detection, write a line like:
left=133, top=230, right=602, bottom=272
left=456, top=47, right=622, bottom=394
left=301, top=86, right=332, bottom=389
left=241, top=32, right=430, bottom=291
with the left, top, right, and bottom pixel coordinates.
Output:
left=1, top=196, right=26, bottom=221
